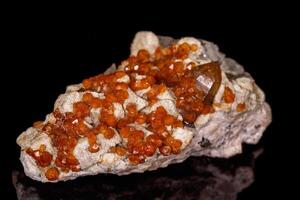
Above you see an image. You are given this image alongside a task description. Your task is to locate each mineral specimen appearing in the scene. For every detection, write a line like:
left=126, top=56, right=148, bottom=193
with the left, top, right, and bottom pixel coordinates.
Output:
left=16, top=31, right=271, bottom=182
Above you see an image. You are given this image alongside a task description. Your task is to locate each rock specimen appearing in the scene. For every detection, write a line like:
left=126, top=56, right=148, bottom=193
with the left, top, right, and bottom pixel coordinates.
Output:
left=16, top=31, right=271, bottom=182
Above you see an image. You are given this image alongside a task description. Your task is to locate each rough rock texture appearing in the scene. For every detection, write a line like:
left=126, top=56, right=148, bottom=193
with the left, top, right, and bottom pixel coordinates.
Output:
left=12, top=148, right=262, bottom=200
left=16, top=31, right=271, bottom=182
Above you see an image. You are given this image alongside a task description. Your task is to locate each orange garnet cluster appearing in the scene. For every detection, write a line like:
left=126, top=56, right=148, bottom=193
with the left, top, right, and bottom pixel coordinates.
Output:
left=27, top=41, right=223, bottom=180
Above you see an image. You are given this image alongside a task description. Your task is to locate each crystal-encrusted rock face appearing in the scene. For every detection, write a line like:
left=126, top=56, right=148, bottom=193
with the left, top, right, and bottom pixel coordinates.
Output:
left=16, top=31, right=271, bottom=182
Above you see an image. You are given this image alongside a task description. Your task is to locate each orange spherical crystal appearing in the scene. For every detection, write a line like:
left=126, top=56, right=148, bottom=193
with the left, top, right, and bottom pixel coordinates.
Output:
left=82, top=79, right=92, bottom=89
left=88, top=144, right=100, bottom=153
left=131, top=144, right=145, bottom=155
left=129, top=130, right=144, bottom=142
left=175, top=43, right=190, bottom=59
left=174, top=62, right=185, bottom=74
left=119, top=127, right=132, bottom=138
left=90, top=98, right=102, bottom=108
left=138, top=63, right=151, bottom=74
left=82, top=93, right=94, bottom=103
left=224, top=87, right=235, bottom=103
left=106, top=93, right=117, bottom=103
left=182, top=112, right=196, bottom=124
left=164, top=136, right=182, bottom=154
left=87, top=132, right=100, bottom=153
left=144, top=142, right=157, bottom=157
left=39, top=144, right=46, bottom=152
left=159, top=145, right=172, bottom=156
left=117, top=114, right=135, bottom=127
left=135, top=113, right=147, bottom=124
left=126, top=103, right=138, bottom=117
left=148, top=98, right=158, bottom=106
left=236, top=103, right=246, bottom=112
left=202, top=104, right=214, bottom=115
left=115, top=90, right=129, bottom=103
left=137, top=49, right=150, bottom=62
left=155, top=106, right=168, bottom=116
left=73, top=102, right=90, bottom=118
left=110, top=146, right=127, bottom=156
left=178, top=42, right=191, bottom=52
left=164, top=115, right=175, bottom=126
left=146, top=134, right=163, bottom=147
left=128, top=154, right=145, bottom=165
left=102, top=127, right=115, bottom=139
left=45, top=167, right=59, bottom=181
left=191, top=44, right=198, bottom=51
left=38, top=151, right=53, bottom=167
left=66, top=153, right=79, bottom=165
left=171, top=140, right=182, bottom=154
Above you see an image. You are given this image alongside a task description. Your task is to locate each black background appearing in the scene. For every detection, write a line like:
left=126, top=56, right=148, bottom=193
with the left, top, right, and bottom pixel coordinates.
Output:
left=3, top=4, right=296, bottom=199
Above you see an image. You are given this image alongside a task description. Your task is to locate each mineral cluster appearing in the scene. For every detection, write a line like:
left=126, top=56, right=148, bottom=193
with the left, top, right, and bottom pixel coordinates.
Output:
left=17, top=32, right=271, bottom=182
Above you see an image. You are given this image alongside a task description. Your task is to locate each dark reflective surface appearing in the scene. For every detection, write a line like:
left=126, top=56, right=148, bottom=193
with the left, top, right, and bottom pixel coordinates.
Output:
left=12, top=146, right=262, bottom=200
